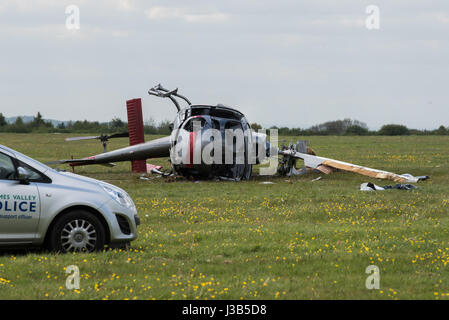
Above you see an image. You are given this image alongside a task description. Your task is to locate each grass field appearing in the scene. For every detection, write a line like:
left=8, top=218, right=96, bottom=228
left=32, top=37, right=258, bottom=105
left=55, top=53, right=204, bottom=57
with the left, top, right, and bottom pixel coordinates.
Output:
left=0, top=133, right=448, bottom=300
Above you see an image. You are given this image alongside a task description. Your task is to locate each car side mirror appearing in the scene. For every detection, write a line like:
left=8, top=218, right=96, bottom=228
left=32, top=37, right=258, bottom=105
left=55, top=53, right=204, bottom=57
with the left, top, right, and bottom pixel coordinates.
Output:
left=17, top=167, right=31, bottom=185
left=169, top=123, right=174, bottom=131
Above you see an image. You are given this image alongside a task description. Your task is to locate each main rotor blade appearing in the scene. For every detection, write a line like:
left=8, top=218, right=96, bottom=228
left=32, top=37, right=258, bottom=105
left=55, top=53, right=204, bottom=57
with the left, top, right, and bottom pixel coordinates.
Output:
left=280, top=149, right=422, bottom=183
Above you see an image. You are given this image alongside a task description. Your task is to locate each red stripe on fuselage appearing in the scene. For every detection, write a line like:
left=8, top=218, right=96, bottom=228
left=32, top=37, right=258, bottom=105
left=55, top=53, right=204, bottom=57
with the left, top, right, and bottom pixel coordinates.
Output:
left=186, top=131, right=197, bottom=168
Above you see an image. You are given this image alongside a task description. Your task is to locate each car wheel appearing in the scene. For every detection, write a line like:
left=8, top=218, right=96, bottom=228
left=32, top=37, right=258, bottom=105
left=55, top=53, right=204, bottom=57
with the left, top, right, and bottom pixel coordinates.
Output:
left=50, top=210, right=106, bottom=253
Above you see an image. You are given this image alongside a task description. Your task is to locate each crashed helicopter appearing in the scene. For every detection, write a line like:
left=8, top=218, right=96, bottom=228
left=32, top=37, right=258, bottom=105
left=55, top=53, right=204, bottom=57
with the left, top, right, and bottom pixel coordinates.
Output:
left=49, top=84, right=427, bottom=183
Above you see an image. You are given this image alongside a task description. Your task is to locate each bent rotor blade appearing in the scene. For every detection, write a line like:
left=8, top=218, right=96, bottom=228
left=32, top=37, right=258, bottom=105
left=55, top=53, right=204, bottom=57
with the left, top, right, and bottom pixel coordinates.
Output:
left=280, top=150, right=420, bottom=183
left=161, top=88, right=178, bottom=97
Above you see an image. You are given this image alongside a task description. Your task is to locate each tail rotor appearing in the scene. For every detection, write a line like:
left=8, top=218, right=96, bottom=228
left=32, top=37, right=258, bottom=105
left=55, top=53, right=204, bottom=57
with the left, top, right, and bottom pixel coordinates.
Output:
left=65, top=132, right=129, bottom=153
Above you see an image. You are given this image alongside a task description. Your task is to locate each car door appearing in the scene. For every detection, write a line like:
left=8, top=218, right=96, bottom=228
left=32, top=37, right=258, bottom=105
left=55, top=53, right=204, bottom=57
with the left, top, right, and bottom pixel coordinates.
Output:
left=0, top=150, right=40, bottom=243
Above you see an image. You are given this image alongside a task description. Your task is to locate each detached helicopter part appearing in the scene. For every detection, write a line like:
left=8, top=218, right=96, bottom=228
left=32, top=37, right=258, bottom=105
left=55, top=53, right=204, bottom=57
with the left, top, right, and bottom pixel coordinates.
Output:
left=279, top=148, right=426, bottom=183
left=65, top=132, right=129, bottom=153
left=277, top=140, right=310, bottom=176
left=276, top=140, right=428, bottom=182
left=145, top=164, right=172, bottom=176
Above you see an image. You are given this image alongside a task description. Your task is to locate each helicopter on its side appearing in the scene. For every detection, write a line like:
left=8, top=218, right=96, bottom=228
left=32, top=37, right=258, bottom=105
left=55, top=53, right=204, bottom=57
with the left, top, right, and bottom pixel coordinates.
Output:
left=52, top=84, right=273, bottom=181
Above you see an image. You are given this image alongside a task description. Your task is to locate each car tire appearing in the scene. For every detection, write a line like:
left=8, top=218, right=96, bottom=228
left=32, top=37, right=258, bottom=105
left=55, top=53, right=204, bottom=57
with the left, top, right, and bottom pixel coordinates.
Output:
left=50, top=210, right=106, bottom=253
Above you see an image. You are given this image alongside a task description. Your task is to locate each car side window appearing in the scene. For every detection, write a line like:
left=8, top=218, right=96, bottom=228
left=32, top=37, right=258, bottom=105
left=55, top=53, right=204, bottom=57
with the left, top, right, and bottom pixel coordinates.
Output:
left=17, top=160, right=51, bottom=183
left=0, top=152, right=17, bottom=180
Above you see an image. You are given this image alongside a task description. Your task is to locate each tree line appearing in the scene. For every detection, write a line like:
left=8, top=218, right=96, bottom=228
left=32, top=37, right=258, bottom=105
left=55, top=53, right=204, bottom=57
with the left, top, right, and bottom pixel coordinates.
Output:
left=252, top=119, right=449, bottom=136
left=1, top=112, right=448, bottom=136
left=0, top=112, right=172, bottom=135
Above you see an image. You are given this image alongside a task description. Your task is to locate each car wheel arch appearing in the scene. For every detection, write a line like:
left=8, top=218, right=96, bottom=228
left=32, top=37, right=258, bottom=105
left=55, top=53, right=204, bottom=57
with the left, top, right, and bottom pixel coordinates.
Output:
left=43, top=205, right=111, bottom=248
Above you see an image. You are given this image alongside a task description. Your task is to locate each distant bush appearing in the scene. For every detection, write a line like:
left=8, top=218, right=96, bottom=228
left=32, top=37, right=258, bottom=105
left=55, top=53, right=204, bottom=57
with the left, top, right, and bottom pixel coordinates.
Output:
left=309, top=118, right=368, bottom=135
left=6, top=116, right=32, bottom=133
left=345, top=125, right=369, bottom=136
left=378, top=124, right=410, bottom=136
left=435, top=125, right=448, bottom=135
left=0, top=113, right=7, bottom=127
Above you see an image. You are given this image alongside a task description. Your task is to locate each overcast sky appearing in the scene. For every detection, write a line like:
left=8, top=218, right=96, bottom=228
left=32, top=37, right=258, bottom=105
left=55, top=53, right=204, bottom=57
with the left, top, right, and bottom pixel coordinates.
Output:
left=0, top=0, right=448, bottom=130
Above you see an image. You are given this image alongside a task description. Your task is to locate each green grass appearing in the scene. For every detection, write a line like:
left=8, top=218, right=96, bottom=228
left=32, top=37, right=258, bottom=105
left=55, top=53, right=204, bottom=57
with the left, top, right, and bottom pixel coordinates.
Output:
left=0, top=133, right=448, bottom=300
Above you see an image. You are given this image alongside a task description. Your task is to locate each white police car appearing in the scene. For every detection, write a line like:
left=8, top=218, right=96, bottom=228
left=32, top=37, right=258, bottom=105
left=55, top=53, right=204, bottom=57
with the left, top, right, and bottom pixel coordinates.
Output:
left=0, top=144, right=139, bottom=252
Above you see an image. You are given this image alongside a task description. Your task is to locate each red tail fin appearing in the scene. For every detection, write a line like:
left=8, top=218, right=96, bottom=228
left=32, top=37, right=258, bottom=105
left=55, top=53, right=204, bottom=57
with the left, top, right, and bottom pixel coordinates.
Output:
left=126, top=98, right=147, bottom=173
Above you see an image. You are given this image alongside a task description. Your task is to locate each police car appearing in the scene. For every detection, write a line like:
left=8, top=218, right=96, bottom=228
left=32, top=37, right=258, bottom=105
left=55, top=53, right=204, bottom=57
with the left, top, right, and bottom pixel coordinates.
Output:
left=0, top=144, right=139, bottom=252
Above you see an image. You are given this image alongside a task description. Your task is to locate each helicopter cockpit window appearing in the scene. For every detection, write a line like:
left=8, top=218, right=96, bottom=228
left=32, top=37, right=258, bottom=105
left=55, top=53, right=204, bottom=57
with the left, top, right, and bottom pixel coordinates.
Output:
left=225, top=120, right=243, bottom=131
left=183, top=118, right=206, bottom=132
left=212, top=119, right=221, bottom=130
